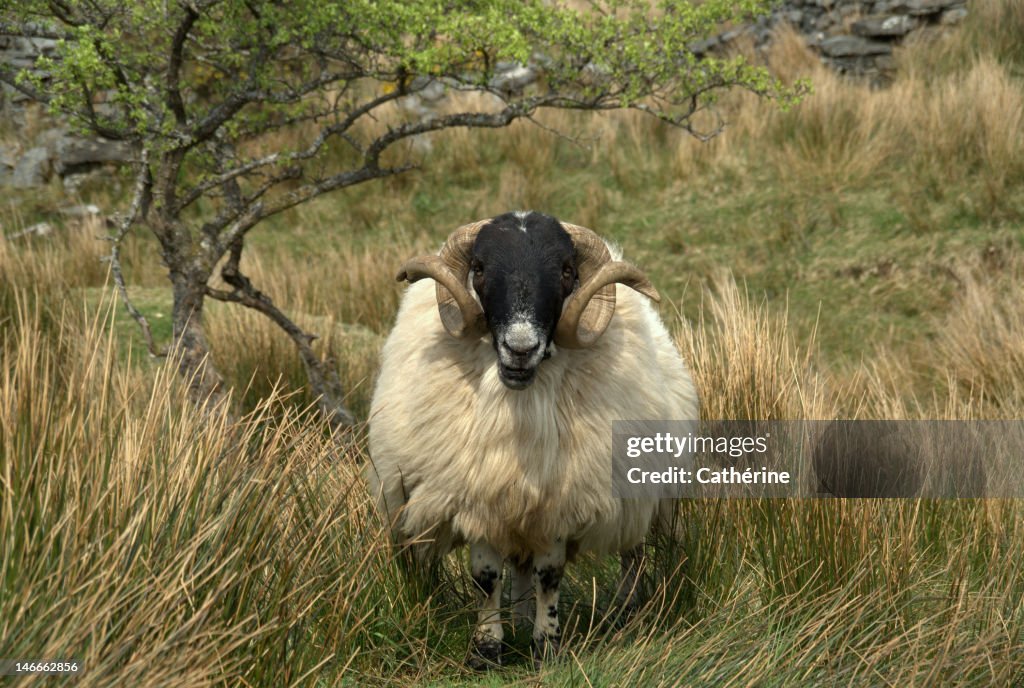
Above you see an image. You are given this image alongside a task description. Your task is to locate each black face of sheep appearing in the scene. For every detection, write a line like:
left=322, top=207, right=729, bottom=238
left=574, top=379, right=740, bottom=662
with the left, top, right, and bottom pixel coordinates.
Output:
left=470, top=213, right=576, bottom=389
left=395, top=210, right=662, bottom=389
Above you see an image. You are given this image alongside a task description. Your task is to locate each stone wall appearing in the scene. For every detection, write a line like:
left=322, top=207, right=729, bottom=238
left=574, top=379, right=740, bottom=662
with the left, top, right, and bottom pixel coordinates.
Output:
left=1, top=32, right=133, bottom=191
left=696, top=0, right=968, bottom=82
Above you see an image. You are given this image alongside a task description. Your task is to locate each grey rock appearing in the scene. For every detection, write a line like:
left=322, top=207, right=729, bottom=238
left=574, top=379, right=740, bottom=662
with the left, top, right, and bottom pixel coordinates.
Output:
left=825, top=55, right=881, bottom=75
left=11, top=146, right=50, bottom=188
left=8, top=221, right=54, bottom=239
left=720, top=28, right=748, bottom=43
left=853, top=14, right=918, bottom=37
left=54, top=136, right=134, bottom=175
left=529, top=50, right=555, bottom=70
left=37, top=127, right=63, bottom=154
left=93, top=102, right=121, bottom=119
left=941, top=8, right=968, bottom=25
left=8, top=55, right=40, bottom=70
left=59, top=203, right=102, bottom=218
left=420, top=80, right=446, bottom=103
left=820, top=34, right=894, bottom=57
left=397, top=94, right=430, bottom=121
left=21, top=36, right=57, bottom=53
left=62, top=171, right=98, bottom=194
left=874, top=55, right=897, bottom=71
left=29, top=221, right=54, bottom=236
left=902, top=0, right=956, bottom=16
left=689, top=36, right=720, bottom=55
left=409, top=76, right=446, bottom=103
left=489, top=64, right=537, bottom=93
left=0, top=145, right=17, bottom=169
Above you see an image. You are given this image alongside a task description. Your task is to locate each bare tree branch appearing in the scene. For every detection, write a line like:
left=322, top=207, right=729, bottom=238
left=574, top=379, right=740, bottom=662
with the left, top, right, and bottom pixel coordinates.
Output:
left=362, top=97, right=551, bottom=162
left=201, top=95, right=584, bottom=248
left=104, top=147, right=166, bottom=358
left=166, top=5, right=199, bottom=125
left=215, top=162, right=414, bottom=249
left=183, top=60, right=362, bottom=150
left=175, top=86, right=408, bottom=213
left=206, top=240, right=355, bottom=431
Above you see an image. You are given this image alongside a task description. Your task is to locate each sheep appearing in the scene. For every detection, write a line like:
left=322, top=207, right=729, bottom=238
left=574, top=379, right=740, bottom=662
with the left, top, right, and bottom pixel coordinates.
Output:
left=366, top=211, right=698, bottom=669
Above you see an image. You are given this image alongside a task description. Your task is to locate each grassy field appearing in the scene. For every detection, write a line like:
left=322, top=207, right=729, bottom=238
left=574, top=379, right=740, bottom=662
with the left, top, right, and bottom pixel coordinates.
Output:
left=2, top=4, right=1024, bottom=685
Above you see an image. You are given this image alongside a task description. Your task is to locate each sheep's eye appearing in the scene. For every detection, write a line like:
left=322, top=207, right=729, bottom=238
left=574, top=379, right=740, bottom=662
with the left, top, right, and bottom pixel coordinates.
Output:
left=561, top=265, right=575, bottom=296
left=472, top=262, right=484, bottom=276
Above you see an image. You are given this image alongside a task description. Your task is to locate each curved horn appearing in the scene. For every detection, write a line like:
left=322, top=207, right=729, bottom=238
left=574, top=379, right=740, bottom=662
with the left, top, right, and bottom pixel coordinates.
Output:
left=555, top=223, right=660, bottom=349
left=395, top=220, right=489, bottom=339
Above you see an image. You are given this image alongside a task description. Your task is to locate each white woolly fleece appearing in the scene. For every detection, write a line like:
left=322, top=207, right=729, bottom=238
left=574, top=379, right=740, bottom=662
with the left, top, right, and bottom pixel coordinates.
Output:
left=366, top=255, right=699, bottom=560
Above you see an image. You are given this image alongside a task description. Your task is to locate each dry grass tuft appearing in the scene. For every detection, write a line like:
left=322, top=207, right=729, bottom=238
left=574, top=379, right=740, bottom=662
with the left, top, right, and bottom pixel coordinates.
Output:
left=934, top=270, right=1024, bottom=414
left=0, top=285, right=470, bottom=686
left=675, top=273, right=835, bottom=420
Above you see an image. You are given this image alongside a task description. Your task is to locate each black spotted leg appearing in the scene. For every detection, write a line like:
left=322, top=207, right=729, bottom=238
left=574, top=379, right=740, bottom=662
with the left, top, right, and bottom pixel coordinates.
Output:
left=531, top=538, right=565, bottom=669
left=467, top=541, right=504, bottom=669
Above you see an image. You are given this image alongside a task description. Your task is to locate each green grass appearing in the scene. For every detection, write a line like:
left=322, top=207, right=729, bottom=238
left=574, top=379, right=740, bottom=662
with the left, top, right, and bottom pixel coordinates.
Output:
left=2, top=5, right=1024, bottom=685
left=19, top=161, right=1019, bottom=386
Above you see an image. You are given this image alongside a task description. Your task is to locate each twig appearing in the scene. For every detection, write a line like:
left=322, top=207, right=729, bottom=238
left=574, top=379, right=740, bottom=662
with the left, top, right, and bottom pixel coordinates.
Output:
left=106, top=147, right=165, bottom=357
left=205, top=239, right=355, bottom=431
left=525, top=112, right=601, bottom=150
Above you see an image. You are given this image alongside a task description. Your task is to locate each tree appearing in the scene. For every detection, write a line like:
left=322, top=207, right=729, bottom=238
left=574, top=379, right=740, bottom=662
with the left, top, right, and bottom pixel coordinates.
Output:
left=0, top=0, right=800, bottom=430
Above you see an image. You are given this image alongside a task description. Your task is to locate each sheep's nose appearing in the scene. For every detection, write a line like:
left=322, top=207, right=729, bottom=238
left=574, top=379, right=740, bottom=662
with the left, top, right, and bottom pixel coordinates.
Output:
left=502, top=324, right=542, bottom=356
left=505, top=338, right=541, bottom=356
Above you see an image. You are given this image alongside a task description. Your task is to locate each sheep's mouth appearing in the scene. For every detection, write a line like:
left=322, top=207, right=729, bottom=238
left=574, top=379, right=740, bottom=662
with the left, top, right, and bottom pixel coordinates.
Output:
left=499, top=364, right=536, bottom=390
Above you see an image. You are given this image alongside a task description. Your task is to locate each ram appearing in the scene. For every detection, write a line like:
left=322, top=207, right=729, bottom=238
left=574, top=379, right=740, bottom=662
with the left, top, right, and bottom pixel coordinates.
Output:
left=366, top=211, right=698, bottom=668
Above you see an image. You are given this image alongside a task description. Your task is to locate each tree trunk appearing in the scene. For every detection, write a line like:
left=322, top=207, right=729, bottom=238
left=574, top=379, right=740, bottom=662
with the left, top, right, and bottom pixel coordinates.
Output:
left=170, top=270, right=226, bottom=406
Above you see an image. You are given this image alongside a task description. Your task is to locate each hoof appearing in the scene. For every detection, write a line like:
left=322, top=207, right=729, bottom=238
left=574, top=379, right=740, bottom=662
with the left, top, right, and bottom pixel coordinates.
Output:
left=467, top=637, right=502, bottom=671
left=531, top=635, right=561, bottom=670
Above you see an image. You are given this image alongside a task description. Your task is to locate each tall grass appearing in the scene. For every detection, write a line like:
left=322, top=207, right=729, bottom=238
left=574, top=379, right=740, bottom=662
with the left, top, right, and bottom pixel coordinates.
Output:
left=935, top=270, right=1024, bottom=415
left=675, top=272, right=834, bottom=421
left=3, top=217, right=1024, bottom=685
left=203, top=241, right=423, bottom=417
left=2, top=2, right=1024, bottom=684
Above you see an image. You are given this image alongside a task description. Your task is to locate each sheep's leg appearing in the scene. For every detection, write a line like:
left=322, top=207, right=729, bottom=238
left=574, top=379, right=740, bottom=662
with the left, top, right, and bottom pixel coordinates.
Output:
left=511, top=557, right=534, bottom=631
left=615, top=543, right=646, bottom=619
left=467, top=542, right=504, bottom=669
left=531, top=538, right=566, bottom=669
